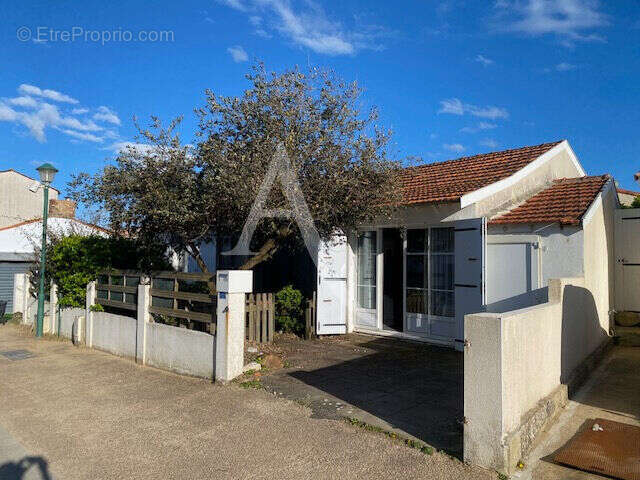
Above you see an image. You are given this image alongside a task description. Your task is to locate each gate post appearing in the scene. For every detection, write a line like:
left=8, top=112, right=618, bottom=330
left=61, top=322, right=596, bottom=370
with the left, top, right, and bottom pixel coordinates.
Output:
left=215, top=270, right=253, bottom=383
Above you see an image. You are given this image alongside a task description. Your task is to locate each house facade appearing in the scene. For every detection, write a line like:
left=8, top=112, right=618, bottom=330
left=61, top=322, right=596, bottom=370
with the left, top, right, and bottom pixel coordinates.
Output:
left=0, top=201, right=108, bottom=313
left=0, top=169, right=60, bottom=229
left=315, top=140, right=617, bottom=350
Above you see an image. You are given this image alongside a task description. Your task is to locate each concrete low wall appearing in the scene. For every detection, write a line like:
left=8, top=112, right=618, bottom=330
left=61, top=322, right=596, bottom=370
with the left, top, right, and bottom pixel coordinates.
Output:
left=464, top=277, right=610, bottom=474
left=146, top=322, right=215, bottom=378
left=91, top=311, right=137, bottom=359
left=59, top=308, right=85, bottom=340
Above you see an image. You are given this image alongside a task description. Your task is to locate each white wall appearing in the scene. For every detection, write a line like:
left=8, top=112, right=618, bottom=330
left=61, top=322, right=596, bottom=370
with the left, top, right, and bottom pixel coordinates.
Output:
left=91, top=311, right=138, bottom=359
left=0, top=170, right=59, bottom=229
left=59, top=308, right=85, bottom=339
left=465, top=277, right=608, bottom=471
left=146, top=322, right=215, bottom=378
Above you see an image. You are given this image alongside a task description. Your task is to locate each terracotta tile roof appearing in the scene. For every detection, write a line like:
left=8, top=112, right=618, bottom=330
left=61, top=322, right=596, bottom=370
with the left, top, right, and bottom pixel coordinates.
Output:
left=617, top=187, right=640, bottom=196
left=490, top=175, right=610, bottom=226
left=399, top=141, right=563, bottom=205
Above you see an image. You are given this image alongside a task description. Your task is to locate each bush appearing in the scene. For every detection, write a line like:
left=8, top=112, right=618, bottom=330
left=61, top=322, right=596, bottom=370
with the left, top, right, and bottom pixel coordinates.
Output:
left=632, top=196, right=640, bottom=208
left=274, top=285, right=304, bottom=334
left=32, top=235, right=170, bottom=308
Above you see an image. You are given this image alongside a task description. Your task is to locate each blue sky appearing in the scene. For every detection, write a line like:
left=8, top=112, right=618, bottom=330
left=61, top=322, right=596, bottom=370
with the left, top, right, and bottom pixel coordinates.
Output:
left=1, top=0, right=639, bottom=199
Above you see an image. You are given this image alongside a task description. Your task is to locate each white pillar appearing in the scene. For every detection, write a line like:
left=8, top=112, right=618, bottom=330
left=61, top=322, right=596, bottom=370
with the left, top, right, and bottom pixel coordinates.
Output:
left=136, top=279, right=151, bottom=364
left=49, top=281, right=58, bottom=334
left=12, top=273, right=27, bottom=317
left=215, top=270, right=252, bottom=383
left=85, top=281, right=96, bottom=347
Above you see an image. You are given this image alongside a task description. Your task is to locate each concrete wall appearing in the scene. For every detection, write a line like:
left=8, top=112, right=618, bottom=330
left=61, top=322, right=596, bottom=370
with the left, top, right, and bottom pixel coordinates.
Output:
left=146, top=322, right=215, bottom=378
left=59, top=308, right=85, bottom=339
left=0, top=170, right=59, bottom=228
left=464, top=276, right=609, bottom=473
left=90, top=311, right=138, bottom=359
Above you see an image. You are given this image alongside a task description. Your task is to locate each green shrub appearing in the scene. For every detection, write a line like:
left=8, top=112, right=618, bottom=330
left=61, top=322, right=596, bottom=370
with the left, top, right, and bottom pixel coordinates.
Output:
left=274, top=285, right=304, bottom=334
left=632, top=196, right=640, bottom=208
left=32, top=235, right=170, bottom=308
left=90, top=304, right=105, bottom=312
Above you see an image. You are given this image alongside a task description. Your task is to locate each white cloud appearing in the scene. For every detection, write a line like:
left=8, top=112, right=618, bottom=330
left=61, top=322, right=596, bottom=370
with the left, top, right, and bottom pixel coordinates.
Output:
left=106, top=141, right=155, bottom=154
left=443, top=143, right=465, bottom=153
left=555, top=62, right=577, bottom=71
left=8, top=96, right=38, bottom=108
left=480, top=138, right=500, bottom=149
left=460, top=121, right=498, bottom=133
left=227, top=45, right=249, bottom=62
left=494, top=0, right=609, bottom=44
left=59, top=129, right=104, bottom=143
left=18, top=84, right=79, bottom=104
left=218, top=0, right=389, bottom=55
left=93, top=106, right=121, bottom=125
left=0, top=85, right=123, bottom=145
left=439, top=98, right=509, bottom=120
left=475, top=54, right=495, bottom=66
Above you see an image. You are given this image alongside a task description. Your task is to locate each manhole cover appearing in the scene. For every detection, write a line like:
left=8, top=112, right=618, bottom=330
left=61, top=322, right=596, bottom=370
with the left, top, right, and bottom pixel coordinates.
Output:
left=0, top=349, right=35, bottom=361
left=554, top=418, right=640, bottom=480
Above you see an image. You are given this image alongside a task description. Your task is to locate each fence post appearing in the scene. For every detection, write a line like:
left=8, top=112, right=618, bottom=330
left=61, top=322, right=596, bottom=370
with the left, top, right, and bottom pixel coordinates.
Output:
left=136, top=277, right=151, bottom=365
left=85, top=281, right=96, bottom=347
left=49, top=281, right=58, bottom=335
left=215, top=270, right=253, bottom=383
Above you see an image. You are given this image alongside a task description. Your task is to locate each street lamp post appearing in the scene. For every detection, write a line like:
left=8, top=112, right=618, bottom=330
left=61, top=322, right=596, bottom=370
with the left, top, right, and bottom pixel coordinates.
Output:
left=35, top=163, right=58, bottom=338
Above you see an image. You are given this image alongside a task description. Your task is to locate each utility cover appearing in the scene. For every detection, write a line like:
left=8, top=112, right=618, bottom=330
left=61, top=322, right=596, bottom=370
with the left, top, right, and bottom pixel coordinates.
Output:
left=0, top=349, right=35, bottom=361
left=553, top=418, right=640, bottom=480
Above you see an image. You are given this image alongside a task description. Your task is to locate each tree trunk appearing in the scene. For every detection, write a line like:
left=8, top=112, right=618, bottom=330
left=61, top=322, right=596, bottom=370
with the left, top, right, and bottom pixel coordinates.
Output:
left=238, top=238, right=280, bottom=271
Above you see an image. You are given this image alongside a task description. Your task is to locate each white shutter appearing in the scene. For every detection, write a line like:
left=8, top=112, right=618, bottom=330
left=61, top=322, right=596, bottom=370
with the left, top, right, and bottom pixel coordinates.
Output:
left=316, top=234, right=347, bottom=335
left=454, top=218, right=486, bottom=349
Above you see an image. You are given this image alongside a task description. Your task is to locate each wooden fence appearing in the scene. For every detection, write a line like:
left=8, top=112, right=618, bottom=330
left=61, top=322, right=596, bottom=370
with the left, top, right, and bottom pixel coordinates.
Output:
left=96, top=270, right=217, bottom=333
left=305, top=292, right=316, bottom=340
left=245, top=293, right=275, bottom=344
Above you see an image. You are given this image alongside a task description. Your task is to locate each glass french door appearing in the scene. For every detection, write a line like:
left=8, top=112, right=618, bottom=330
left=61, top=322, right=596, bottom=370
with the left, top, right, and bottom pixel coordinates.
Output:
left=356, top=230, right=378, bottom=327
left=405, top=227, right=455, bottom=336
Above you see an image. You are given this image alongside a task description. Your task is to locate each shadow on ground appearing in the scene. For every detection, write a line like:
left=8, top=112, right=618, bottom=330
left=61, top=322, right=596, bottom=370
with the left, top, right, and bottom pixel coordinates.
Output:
left=0, top=456, right=53, bottom=480
left=260, top=335, right=463, bottom=456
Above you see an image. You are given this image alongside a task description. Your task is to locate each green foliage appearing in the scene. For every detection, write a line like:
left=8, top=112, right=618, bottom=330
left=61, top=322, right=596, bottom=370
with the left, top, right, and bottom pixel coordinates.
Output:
left=274, top=285, right=304, bottom=334
left=90, top=304, right=105, bottom=312
left=632, top=196, right=640, bottom=208
left=40, top=235, right=170, bottom=308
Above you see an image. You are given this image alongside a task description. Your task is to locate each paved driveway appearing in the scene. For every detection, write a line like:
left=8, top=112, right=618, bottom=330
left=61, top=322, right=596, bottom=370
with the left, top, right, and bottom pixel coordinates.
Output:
left=0, top=324, right=490, bottom=480
left=259, top=334, right=464, bottom=456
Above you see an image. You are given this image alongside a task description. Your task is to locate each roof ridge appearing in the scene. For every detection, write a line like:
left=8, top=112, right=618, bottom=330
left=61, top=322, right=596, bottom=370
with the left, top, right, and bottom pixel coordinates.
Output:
left=553, top=174, right=609, bottom=184
left=403, top=140, right=564, bottom=171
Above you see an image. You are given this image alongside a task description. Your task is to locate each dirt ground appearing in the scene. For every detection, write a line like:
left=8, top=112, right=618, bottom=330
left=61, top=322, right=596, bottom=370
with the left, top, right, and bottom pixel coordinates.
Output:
left=0, top=324, right=493, bottom=480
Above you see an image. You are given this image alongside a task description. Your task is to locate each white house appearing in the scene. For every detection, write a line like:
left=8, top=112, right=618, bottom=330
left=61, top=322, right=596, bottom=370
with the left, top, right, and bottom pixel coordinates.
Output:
left=0, top=169, right=60, bottom=229
left=0, top=207, right=109, bottom=313
left=315, top=140, right=617, bottom=351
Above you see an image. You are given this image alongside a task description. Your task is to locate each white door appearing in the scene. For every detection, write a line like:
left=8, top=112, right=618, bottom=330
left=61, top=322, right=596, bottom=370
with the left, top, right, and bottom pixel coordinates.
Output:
left=316, top=235, right=347, bottom=334
left=454, top=218, right=486, bottom=349
left=615, top=209, right=640, bottom=312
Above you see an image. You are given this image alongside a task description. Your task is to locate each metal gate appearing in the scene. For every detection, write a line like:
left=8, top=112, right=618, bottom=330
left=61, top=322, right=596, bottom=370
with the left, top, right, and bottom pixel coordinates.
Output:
left=615, top=208, right=640, bottom=312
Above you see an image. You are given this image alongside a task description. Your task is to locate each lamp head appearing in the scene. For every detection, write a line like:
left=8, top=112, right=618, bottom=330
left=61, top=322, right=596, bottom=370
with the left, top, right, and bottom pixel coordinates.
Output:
left=36, top=163, right=58, bottom=185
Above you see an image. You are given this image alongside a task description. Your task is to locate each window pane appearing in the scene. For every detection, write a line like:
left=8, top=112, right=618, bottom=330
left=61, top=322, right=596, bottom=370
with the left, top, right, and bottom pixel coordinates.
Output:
left=407, top=229, right=426, bottom=253
left=406, top=255, right=427, bottom=289
left=358, top=286, right=376, bottom=310
left=430, top=228, right=454, bottom=253
left=357, top=231, right=377, bottom=309
left=430, top=291, right=454, bottom=317
left=406, top=289, right=428, bottom=314
left=357, top=231, right=377, bottom=286
left=430, top=255, right=454, bottom=290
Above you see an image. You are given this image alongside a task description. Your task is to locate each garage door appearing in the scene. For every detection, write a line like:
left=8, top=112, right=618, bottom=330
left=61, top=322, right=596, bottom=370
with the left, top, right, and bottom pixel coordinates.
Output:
left=0, top=262, right=31, bottom=313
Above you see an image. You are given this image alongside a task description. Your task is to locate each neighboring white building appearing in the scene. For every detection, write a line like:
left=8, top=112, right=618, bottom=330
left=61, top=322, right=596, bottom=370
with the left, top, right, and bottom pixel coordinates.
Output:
left=0, top=214, right=109, bottom=313
left=0, top=169, right=60, bottom=229
left=315, top=140, right=617, bottom=355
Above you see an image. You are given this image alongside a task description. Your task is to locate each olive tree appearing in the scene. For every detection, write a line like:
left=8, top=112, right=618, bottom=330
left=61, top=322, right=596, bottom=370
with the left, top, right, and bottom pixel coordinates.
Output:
left=70, top=64, right=401, bottom=275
